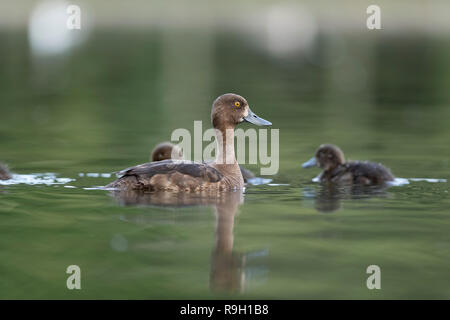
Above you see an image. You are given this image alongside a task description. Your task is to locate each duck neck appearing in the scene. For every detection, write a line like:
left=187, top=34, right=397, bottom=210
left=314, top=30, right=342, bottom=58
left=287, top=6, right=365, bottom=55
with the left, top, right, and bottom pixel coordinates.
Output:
left=214, top=126, right=237, bottom=166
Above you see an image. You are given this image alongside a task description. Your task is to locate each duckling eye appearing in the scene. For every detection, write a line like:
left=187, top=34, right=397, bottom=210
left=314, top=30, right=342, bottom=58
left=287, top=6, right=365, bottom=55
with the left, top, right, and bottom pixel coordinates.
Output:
left=234, top=101, right=241, bottom=108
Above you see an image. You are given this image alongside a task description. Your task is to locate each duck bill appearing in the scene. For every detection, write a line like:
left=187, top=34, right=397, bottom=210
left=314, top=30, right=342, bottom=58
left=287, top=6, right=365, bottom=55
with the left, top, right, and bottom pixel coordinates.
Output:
left=302, top=157, right=317, bottom=168
left=244, top=108, right=272, bottom=126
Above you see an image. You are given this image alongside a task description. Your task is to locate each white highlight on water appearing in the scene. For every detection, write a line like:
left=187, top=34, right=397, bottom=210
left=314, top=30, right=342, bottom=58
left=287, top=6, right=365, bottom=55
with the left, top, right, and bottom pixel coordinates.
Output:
left=247, top=177, right=273, bottom=185
left=0, top=173, right=73, bottom=186
left=409, top=178, right=447, bottom=183
left=79, top=173, right=112, bottom=178
left=388, top=178, right=410, bottom=186
left=310, top=176, right=446, bottom=186
left=388, top=178, right=447, bottom=186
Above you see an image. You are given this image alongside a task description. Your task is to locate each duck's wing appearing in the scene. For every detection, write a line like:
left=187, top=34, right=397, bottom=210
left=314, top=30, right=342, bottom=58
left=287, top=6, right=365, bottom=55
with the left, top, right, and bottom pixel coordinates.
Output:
left=117, top=160, right=223, bottom=183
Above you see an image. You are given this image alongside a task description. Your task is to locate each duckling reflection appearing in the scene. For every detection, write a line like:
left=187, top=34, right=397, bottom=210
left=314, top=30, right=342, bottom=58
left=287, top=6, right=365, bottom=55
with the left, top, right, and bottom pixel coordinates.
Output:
left=304, top=183, right=392, bottom=213
left=313, top=184, right=342, bottom=213
left=110, top=190, right=265, bottom=293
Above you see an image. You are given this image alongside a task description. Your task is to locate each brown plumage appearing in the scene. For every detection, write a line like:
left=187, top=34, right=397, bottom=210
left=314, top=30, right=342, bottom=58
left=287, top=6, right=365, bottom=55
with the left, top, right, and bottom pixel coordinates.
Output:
left=302, top=144, right=394, bottom=185
left=0, top=163, right=12, bottom=180
left=106, top=93, right=271, bottom=191
left=150, top=141, right=255, bottom=183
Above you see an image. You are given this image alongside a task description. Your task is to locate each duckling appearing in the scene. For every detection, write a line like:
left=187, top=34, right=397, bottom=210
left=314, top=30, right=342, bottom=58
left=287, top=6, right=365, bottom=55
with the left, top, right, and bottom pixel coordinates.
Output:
left=107, top=93, right=271, bottom=191
left=150, top=142, right=183, bottom=162
left=150, top=141, right=255, bottom=183
left=0, top=163, right=12, bottom=180
left=302, top=144, right=394, bottom=185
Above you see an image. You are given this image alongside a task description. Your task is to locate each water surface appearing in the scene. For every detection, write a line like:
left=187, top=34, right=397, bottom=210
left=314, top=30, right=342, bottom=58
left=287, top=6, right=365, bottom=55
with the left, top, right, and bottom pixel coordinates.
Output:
left=0, top=30, right=449, bottom=299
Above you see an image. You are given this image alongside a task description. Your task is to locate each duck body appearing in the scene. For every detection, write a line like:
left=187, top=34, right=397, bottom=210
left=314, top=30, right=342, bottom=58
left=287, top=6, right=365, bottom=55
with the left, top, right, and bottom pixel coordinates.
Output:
left=107, top=93, right=271, bottom=191
left=318, top=161, right=394, bottom=185
left=150, top=141, right=255, bottom=183
left=303, top=144, right=394, bottom=186
left=107, top=159, right=243, bottom=192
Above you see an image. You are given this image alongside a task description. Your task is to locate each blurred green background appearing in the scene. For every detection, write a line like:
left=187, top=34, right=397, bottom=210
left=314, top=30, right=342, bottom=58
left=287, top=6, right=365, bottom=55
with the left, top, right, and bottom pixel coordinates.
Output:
left=0, top=0, right=449, bottom=299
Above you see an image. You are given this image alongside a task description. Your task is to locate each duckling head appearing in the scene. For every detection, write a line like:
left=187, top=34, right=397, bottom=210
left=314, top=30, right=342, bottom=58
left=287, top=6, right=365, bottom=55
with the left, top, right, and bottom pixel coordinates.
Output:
left=302, top=144, right=345, bottom=171
left=150, top=142, right=183, bottom=162
left=211, top=93, right=271, bottom=129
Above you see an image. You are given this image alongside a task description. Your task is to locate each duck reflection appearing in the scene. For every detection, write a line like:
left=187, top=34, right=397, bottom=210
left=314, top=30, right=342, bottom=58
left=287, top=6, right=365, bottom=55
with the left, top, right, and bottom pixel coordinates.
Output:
left=110, top=189, right=241, bottom=208
left=110, top=190, right=264, bottom=293
left=209, top=192, right=245, bottom=293
left=304, top=183, right=392, bottom=213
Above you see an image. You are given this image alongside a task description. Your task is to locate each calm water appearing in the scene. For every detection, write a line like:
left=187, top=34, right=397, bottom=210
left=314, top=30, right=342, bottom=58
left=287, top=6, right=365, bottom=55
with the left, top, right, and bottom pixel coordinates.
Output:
left=0, top=30, right=449, bottom=299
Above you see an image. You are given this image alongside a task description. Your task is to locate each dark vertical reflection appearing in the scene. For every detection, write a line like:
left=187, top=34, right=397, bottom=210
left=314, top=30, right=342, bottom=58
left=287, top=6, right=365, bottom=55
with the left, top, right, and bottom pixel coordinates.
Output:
left=209, top=192, right=244, bottom=293
left=110, top=190, right=255, bottom=294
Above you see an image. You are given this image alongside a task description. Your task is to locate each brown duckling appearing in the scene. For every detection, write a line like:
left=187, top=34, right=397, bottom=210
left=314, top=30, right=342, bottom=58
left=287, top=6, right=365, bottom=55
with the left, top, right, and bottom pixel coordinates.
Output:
left=107, top=93, right=271, bottom=191
left=302, top=144, right=394, bottom=185
left=150, top=142, right=183, bottom=162
left=150, top=141, right=255, bottom=183
left=0, top=163, right=12, bottom=180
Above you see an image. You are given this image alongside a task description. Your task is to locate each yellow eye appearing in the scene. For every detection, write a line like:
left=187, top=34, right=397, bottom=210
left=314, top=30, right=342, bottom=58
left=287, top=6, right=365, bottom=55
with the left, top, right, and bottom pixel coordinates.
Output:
left=234, top=101, right=241, bottom=107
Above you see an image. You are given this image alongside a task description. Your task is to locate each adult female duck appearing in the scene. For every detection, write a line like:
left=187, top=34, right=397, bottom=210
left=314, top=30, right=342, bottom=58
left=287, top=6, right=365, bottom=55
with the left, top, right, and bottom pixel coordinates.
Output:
left=302, top=144, right=394, bottom=185
left=106, top=93, right=271, bottom=191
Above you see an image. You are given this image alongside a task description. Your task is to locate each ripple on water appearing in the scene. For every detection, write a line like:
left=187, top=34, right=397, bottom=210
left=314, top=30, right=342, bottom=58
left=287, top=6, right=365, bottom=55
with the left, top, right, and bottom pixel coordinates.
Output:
left=78, top=173, right=112, bottom=178
left=0, top=173, right=74, bottom=186
left=247, top=177, right=273, bottom=185
left=310, top=176, right=446, bottom=186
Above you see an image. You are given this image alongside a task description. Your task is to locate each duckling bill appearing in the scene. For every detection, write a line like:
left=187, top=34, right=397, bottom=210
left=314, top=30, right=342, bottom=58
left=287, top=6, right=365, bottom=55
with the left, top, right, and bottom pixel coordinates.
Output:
left=150, top=141, right=255, bottom=183
left=302, top=144, right=394, bottom=185
left=107, top=93, right=271, bottom=191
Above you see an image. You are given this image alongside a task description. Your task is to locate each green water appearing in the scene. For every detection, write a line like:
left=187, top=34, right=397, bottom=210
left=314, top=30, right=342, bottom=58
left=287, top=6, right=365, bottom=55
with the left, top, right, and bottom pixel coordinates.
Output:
left=0, top=30, right=449, bottom=299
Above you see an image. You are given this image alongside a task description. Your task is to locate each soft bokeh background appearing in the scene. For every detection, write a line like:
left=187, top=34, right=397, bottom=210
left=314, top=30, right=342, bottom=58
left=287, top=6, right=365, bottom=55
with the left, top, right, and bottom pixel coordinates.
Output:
left=0, top=0, right=449, bottom=299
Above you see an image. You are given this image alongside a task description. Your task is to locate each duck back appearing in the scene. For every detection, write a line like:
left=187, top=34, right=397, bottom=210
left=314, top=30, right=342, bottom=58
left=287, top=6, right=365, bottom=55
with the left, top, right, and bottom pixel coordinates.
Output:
left=106, top=160, right=227, bottom=191
left=343, top=161, right=394, bottom=185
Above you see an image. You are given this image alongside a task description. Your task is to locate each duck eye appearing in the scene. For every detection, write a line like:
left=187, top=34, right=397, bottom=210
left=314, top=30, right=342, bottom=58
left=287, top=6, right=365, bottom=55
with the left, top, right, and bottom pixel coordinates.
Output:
left=234, top=101, right=241, bottom=107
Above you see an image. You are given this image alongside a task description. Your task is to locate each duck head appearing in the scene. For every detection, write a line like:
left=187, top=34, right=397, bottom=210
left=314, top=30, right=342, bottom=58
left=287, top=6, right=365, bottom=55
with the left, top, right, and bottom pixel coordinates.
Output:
left=151, top=142, right=183, bottom=162
left=302, top=144, right=345, bottom=171
left=211, top=93, right=271, bottom=129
